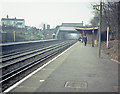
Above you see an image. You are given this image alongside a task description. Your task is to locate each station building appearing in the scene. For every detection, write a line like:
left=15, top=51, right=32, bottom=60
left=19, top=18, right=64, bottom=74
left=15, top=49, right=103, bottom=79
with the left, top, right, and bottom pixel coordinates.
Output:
left=57, top=23, right=83, bottom=40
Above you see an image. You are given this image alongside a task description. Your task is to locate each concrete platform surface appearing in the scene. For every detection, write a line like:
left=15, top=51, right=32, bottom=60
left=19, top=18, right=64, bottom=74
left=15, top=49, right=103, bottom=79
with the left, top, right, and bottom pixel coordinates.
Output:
left=10, top=42, right=118, bottom=92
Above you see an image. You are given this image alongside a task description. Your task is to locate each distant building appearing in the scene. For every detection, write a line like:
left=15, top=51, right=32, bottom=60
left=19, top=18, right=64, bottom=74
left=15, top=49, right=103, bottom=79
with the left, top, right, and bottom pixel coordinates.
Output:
left=60, top=22, right=84, bottom=32
left=57, top=23, right=84, bottom=40
left=43, top=24, right=46, bottom=30
left=1, top=15, right=25, bottom=28
left=61, top=23, right=83, bottom=27
left=43, top=24, right=50, bottom=30
left=47, top=24, right=50, bottom=29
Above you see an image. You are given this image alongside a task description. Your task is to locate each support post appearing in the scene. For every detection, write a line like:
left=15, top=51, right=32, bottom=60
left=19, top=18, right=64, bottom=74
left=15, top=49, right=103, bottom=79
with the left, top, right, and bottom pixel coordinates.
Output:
left=14, top=31, right=16, bottom=42
left=107, top=27, right=109, bottom=48
left=98, top=0, right=102, bottom=58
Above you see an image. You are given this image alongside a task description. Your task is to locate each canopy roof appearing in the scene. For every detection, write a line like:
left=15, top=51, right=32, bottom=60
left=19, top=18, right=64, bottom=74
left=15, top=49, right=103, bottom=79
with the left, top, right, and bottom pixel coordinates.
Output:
left=74, top=27, right=99, bottom=31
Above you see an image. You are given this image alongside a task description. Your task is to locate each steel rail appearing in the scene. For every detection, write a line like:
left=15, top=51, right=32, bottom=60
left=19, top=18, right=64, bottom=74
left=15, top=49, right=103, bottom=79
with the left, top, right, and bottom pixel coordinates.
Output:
left=1, top=41, right=67, bottom=63
left=0, top=40, right=60, bottom=59
left=1, top=40, right=77, bottom=92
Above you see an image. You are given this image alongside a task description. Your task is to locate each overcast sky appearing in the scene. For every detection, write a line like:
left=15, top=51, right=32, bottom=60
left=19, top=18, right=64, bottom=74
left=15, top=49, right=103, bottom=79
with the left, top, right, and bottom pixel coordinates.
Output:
left=0, top=0, right=99, bottom=29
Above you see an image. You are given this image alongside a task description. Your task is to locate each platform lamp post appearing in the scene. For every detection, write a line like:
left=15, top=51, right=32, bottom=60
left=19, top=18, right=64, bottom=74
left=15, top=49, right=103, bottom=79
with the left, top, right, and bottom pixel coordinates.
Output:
left=92, top=28, right=94, bottom=47
left=93, top=0, right=102, bottom=58
left=99, top=0, right=102, bottom=58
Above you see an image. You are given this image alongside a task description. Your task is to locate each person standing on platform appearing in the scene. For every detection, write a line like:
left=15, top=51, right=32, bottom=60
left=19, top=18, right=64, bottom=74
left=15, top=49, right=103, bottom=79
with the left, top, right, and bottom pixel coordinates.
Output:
left=78, top=37, right=81, bottom=42
left=83, top=35, right=87, bottom=46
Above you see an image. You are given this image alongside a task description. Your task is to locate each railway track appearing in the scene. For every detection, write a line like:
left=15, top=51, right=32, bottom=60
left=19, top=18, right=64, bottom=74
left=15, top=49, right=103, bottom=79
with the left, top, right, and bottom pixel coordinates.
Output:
left=1, top=40, right=63, bottom=61
left=1, top=39, right=58, bottom=56
left=1, top=40, right=77, bottom=92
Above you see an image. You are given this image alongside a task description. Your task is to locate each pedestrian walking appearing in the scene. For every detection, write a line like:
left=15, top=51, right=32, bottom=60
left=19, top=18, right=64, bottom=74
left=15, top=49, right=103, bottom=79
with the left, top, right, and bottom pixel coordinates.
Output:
left=78, top=37, right=81, bottom=42
left=83, top=35, right=87, bottom=46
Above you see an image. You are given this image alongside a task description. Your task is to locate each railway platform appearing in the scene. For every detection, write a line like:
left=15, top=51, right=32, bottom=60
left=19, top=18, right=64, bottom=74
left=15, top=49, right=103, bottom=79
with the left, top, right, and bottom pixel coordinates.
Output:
left=8, top=42, right=118, bottom=93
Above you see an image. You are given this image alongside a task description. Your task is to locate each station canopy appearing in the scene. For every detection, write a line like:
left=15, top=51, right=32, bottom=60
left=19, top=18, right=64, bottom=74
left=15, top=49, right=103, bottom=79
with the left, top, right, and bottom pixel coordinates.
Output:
left=74, top=27, right=99, bottom=33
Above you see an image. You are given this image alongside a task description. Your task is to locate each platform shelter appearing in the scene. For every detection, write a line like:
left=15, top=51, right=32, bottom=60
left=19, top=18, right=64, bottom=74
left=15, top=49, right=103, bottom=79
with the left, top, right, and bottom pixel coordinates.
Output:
left=74, top=27, right=99, bottom=45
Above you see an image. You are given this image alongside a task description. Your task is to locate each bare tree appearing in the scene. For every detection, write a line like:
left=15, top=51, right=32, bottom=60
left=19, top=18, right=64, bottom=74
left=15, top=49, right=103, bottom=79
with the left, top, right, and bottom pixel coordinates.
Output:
left=91, top=1, right=119, bottom=40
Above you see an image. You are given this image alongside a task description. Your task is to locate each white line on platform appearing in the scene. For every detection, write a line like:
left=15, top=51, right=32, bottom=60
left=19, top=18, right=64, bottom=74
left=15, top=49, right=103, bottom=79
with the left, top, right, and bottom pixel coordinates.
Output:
left=39, top=80, right=45, bottom=82
left=3, top=41, right=78, bottom=93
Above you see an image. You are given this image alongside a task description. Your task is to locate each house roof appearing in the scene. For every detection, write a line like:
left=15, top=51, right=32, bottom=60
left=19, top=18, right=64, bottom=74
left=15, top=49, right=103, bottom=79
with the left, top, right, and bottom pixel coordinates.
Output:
left=1, top=18, right=24, bottom=21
